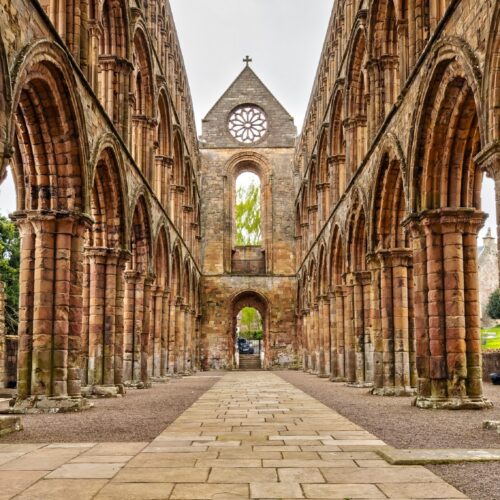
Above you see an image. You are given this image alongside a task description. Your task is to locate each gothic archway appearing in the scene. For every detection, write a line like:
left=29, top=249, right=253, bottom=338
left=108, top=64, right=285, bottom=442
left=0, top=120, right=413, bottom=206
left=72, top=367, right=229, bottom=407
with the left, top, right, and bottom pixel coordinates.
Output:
left=231, top=291, right=268, bottom=369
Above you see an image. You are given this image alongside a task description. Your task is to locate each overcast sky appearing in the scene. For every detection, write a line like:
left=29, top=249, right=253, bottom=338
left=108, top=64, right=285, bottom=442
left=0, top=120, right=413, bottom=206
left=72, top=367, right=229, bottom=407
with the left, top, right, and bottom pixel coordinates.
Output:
left=0, top=0, right=496, bottom=241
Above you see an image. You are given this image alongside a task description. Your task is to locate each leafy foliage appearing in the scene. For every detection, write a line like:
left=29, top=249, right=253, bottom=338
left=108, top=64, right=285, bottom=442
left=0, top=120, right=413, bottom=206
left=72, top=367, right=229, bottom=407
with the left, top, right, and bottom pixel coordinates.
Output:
left=235, top=180, right=262, bottom=245
left=0, top=216, right=20, bottom=334
left=238, top=307, right=263, bottom=340
left=486, top=289, right=500, bottom=320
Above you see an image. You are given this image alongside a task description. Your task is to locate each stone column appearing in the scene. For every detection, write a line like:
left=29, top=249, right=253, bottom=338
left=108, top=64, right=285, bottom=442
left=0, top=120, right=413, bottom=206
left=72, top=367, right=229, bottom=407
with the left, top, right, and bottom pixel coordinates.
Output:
left=371, top=249, right=415, bottom=396
left=318, top=296, right=330, bottom=377
left=114, top=252, right=129, bottom=387
left=182, top=304, right=191, bottom=374
left=343, top=275, right=356, bottom=384
left=332, top=286, right=347, bottom=381
left=160, top=290, right=170, bottom=376
left=86, top=247, right=106, bottom=387
left=311, top=303, right=319, bottom=374
left=150, top=285, right=163, bottom=378
left=11, top=212, right=91, bottom=412
left=141, top=275, right=154, bottom=385
left=406, top=208, right=492, bottom=409
left=168, top=296, right=176, bottom=374
left=175, top=296, right=185, bottom=373
left=123, top=270, right=141, bottom=383
left=87, top=19, right=102, bottom=93
left=302, top=309, right=310, bottom=371
left=353, top=273, right=366, bottom=385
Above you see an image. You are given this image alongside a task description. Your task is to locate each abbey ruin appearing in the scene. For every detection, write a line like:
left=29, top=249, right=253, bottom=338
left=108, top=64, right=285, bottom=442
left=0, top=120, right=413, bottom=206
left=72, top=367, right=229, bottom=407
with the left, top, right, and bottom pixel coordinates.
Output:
left=0, top=0, right=498, bottom=415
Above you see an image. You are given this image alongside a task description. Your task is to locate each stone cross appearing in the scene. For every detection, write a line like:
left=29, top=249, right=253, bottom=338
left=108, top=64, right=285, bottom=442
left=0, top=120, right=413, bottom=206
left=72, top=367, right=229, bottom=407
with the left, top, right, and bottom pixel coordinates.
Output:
left=243, top=55, right=252, bottom=67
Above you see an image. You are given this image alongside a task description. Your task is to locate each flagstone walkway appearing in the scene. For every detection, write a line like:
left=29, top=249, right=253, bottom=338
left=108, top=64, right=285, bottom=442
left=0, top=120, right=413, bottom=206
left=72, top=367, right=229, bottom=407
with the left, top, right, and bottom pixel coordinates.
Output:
left=0, top=372, right=468, bottom=499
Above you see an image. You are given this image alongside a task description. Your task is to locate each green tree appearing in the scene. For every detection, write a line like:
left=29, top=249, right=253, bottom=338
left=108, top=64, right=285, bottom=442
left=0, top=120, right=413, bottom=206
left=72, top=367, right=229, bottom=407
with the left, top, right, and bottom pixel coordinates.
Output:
left=239, top=307, right=263, bottom=340
left=0, top=216, right=20, bottom=334
left=486, top=288, right=500, bottom=320
left=235, top=180, right=262, bottom=245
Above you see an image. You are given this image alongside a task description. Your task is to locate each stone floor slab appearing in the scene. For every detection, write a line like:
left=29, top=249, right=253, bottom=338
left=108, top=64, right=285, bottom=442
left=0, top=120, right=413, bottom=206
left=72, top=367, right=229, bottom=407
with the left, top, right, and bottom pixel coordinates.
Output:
left=15, top=479, right=107, bottom=499
left=95, top=482, right=174, bottom=499
left=47, top=462, right=123, bottom=479
left=378, top=446, right=500, bottom=464
left=170, top=482, right=249, bottom=499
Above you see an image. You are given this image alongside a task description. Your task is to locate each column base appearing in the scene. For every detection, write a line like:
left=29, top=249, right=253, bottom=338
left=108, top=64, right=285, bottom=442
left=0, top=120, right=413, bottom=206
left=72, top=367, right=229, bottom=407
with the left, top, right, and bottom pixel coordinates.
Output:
left=414, top=395, right=494, bottom=410
left=150, top=376, right=171, bottom=384
left=330, top=376, right=348, bottom=382
left=2, top=396, right=93, bottom=414
left=123, top=380, right=152, bottom=389
left=81, top=385, right=126, bottom=398
left=347, top=382, right=373, bottom=389
left=0, top=416, right=23, bottom=435
left=371, top=386, right=416, bottom=397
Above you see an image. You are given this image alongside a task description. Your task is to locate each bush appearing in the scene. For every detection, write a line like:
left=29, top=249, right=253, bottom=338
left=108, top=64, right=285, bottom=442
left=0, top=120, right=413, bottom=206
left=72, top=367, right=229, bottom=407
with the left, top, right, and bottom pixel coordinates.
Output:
left=486, top=289, right=500, bottom=319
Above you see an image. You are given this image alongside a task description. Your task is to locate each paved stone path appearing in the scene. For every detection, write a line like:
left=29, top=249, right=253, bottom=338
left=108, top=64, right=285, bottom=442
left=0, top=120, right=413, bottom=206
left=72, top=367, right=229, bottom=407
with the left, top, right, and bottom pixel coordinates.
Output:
left=0, top=372, right=468, bottom=499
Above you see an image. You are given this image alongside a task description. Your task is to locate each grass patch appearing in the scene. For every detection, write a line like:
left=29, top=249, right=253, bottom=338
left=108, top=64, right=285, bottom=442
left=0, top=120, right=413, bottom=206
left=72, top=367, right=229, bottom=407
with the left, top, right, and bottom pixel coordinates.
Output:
left=481, top=326, right=500, bottom=350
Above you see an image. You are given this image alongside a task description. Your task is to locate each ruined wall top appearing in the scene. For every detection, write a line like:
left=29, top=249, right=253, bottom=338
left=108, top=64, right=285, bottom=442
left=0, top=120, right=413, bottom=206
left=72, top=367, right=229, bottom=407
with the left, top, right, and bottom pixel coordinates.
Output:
left=200, top=66, right=297, bottom=149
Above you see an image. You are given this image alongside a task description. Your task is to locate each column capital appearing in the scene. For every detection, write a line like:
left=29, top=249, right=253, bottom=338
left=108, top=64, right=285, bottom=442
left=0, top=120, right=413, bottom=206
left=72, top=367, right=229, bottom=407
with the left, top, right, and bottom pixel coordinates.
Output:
left=403, top=208, right=487, bottom=236
left=475, top=141, right=500, bottom=178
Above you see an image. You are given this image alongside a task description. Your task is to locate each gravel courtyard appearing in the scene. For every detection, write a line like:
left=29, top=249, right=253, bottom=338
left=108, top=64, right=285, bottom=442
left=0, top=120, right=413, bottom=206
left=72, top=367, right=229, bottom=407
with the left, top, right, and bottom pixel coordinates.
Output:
left=277, top=371, right=500, bottom=500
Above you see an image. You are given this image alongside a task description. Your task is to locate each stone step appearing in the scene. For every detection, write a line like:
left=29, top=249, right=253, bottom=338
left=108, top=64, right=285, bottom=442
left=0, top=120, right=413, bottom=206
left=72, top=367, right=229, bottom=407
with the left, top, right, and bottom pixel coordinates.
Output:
left=239, top=355, right=262, bottom=370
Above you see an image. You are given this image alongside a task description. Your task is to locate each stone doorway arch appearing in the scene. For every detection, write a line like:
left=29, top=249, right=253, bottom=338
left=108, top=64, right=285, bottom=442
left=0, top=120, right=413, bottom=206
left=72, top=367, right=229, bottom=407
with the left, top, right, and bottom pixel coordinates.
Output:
left=231, top=291, right=269, bottom=369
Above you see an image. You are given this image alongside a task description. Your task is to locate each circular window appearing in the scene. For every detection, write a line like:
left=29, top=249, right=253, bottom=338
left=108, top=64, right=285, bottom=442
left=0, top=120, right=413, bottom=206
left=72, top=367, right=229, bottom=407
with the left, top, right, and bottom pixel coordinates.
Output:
left=228, top=105, right=268, bottom=144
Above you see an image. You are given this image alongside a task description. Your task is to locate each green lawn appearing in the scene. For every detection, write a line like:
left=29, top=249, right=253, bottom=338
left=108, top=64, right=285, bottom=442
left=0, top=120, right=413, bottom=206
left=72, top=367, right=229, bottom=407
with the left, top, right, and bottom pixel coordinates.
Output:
left=481, top=326, right=500, bottom=350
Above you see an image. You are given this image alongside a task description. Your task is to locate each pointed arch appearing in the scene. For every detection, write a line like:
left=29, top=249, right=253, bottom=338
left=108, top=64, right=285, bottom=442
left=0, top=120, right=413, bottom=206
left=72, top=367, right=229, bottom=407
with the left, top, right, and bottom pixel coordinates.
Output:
left=329, top=87, right=346, bottom=204
left=11, top=41, right=89, bottom=212
left=346, top=26, right=368, bottom=175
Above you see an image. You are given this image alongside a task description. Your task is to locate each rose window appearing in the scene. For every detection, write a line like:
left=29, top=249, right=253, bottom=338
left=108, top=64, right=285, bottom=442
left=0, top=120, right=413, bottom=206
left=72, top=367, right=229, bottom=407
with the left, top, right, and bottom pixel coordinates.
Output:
left=228, top=105, right=268, bottom=144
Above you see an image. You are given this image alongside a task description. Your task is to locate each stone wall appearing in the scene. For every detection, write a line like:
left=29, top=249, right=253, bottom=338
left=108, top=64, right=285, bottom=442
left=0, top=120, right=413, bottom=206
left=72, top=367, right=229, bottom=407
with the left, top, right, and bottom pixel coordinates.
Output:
left=478, top=229, right=499, bottom=326
left=0, top=0, right=202, bottom=410
left=483, top=352, right=500, bottom=381
left=295, top=0, right=500, bottom=408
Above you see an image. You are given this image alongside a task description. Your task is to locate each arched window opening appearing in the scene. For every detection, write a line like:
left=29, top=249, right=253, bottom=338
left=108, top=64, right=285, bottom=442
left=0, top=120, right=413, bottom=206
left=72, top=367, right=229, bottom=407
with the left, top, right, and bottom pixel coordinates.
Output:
left=235, top=172, right=262, bottom=246
left=232, top=171, right=265, bottom=275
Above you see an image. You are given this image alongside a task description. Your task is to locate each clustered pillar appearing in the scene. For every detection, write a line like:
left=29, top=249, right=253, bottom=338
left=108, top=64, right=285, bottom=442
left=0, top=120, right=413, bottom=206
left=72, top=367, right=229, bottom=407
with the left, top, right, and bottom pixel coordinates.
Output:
left=407, top=209, right=491, bottom=409
left=12, top=212, right=91, bottom=412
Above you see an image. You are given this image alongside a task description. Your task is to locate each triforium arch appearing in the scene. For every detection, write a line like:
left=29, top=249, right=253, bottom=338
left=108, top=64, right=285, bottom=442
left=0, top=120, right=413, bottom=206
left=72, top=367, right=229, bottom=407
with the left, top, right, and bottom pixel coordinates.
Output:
left=82, top=138, right=129, bottom=393
left=155, top=89, right=174, bottom=207
left=407, top=40, right=491, bottom=409
left=223, top=152, right=273, bottom=274
left=89, top=0, right=131, bottom=135
left=230, top=290, right=269, bottom=368
left=130, top=25, right=156, bottom=181
left=329, top=86, right=346, bottom=206
left=367, top=0, right=402, bottom=129
left=10, top=41, right=91, bottom=410
left=345, top=21, right=369, bottom=176
left=369, top=138, right=416, bottom=396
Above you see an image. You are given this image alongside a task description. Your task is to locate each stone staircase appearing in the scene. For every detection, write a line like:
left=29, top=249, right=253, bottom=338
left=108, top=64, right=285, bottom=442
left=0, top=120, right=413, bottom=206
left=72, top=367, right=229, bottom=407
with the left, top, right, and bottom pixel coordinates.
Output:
left=238, top=355, right=262, bottom=370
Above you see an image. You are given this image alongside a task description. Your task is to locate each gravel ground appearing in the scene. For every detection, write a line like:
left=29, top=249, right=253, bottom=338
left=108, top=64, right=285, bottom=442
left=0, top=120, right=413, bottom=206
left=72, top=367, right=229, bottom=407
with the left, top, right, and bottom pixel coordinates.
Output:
left=0, top=374, right=221, bottom=443
left=277, top=371, right=500, bottom=500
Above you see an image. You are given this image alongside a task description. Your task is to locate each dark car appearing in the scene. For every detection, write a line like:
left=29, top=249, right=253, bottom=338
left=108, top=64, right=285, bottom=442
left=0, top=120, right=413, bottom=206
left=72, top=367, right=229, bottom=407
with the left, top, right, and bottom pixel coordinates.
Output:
left=238, top=339, right=255, bottom=355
